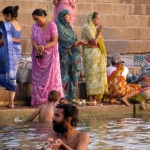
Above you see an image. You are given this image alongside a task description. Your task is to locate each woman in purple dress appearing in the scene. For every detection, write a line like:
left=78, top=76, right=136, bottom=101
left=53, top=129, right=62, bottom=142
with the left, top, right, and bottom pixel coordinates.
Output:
left=31, top=9, right=64, bottom=107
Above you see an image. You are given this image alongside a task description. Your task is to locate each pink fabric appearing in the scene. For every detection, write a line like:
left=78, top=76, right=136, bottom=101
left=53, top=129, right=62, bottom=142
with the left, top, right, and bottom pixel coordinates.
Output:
left=53, top=0, right=77, bottom=27
left=31, top=22, right=64, bottom=106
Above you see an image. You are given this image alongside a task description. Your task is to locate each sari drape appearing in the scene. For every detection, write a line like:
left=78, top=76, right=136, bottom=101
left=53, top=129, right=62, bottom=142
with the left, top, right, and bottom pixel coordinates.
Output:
left=31, top=22, right=64, bottom=106
left=53, top=0, right=76, bottom=27
left=82, top=12, right=108, bottom=100
left=0, top=22, right=21, bottom=91
left=108, top=64, right=141, bottom=98
left=57, top=9, right=81, bottom=101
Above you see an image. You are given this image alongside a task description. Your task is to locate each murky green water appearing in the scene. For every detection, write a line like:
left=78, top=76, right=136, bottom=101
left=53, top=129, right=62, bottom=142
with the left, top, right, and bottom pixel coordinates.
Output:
left=0, top=115, right=150, bottom=150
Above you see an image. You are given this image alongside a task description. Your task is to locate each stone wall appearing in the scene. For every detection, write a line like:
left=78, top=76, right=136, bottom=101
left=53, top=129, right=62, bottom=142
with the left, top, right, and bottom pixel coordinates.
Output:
left=0, top=0, right=150, bottom=54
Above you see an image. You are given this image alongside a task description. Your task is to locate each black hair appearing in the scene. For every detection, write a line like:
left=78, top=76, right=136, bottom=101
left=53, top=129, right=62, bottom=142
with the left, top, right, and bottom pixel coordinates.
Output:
left=32, top=9, right=47, bottom=17
left=55, top=103, right=79, bottom=127
left=92, top=12, right=99, bottom=19
left=0, top=21, right=4, bottom=26
left=48, top=90, right=61, bottom=102
left=2, top=5, right=19, bottom=18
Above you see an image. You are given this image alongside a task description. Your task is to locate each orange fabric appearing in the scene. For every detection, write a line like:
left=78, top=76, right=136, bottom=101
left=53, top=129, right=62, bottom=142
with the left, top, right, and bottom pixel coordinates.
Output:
left=108, top=64, right=141, bottom=98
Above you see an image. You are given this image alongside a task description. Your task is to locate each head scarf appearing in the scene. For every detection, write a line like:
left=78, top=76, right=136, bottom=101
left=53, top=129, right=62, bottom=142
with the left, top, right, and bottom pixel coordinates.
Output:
left=83, top=12, right=107, bottom=58
left=56, top=9, right=77, bottom=49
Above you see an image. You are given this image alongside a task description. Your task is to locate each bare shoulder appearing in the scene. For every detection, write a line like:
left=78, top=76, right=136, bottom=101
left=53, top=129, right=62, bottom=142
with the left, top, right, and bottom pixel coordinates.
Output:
left=79, top=132, right=89, bottom=139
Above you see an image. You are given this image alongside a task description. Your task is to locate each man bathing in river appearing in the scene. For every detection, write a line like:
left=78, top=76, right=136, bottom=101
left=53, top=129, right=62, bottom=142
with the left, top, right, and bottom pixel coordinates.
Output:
left=42, top=103, right=90, bottom=150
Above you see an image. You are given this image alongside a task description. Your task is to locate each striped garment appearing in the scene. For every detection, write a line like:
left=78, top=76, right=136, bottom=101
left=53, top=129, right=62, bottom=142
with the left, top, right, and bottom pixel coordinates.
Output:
left=0, top=22, right=21, bottom=91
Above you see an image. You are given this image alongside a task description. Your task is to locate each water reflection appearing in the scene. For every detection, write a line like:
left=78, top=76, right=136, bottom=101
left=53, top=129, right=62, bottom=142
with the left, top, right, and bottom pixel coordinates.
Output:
left=0, top=116, right=150, bottom=150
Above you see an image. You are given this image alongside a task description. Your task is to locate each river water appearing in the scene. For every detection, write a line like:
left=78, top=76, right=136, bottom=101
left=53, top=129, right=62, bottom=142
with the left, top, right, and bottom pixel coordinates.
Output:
left=0, top=115, right=150, bottom=150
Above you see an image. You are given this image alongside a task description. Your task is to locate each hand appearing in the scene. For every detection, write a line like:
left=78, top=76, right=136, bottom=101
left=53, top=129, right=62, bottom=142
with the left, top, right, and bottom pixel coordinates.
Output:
left=38, top=45, right=44, bottom=51
left=97, top=24, right=103, bottom=35
left=37, top=45, right=44, bottom=56
left=74, top=40, right=79, bottom=47
left=42, top=138, right=62, bottom=150
left=78, top=39, right=88, bottom=46
left=51, top=139, right=62, bottom=149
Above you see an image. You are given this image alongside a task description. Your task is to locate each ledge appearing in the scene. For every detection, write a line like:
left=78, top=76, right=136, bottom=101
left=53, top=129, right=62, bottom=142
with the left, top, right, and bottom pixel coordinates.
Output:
left=0, top=104, right=150, bottom=121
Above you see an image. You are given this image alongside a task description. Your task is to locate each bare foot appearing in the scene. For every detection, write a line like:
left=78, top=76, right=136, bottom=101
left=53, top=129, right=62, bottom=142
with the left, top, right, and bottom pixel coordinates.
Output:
left=6, top=104, right=14, bottom=108
left=110, top=98, right=121, bottom=105
left=122, top=97, right=131, bottom=106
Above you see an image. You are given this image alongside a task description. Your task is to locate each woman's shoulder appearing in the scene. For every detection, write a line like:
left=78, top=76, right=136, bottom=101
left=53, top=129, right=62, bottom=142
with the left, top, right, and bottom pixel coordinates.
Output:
left=48, top=21, right=58, bottom=31
left=32, top=22, right=38, bottom=29
left=48, top=21, right=57, bottom=27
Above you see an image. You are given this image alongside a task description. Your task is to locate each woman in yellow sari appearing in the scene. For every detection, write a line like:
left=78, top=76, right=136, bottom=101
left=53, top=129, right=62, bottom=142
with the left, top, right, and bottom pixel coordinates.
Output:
left=82, top=12, right=108, bottom=105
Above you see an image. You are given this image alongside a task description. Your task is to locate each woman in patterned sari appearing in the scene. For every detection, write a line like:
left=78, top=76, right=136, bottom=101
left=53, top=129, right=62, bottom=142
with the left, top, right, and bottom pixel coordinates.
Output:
left=53, top=0, right=77, bottom=27
left=57, top=9, right=87, bottom=101
left=107, top=54, right=142, bottom=106
left=82, top=12, right=108, bottom=105
left=0, top=6, right=22, bottom=108
left=31, top=9, right=64, bottom=107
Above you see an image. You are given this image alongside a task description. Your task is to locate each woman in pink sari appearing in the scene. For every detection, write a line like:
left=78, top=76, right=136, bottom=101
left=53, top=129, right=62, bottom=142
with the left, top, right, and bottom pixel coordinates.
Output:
left=31, top=9, right=64, bottom=107
left=53, top=0, right=77, bottom=27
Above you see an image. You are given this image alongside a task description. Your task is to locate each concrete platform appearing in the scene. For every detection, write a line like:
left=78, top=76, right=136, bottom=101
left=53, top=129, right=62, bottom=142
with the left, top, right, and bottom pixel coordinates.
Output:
left=0, top=104, right=150, bottom=121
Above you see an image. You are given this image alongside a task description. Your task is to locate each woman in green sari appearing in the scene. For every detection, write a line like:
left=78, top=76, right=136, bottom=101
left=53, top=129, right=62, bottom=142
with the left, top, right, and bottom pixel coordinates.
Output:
left=82, top=12, right=108, bottom=105
left=57, top=9, right=87, bottom=101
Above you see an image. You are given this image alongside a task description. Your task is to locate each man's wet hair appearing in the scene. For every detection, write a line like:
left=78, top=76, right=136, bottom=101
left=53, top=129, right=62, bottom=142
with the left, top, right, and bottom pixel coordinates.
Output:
left=48, top=90, right=61, bottom=102
left=55, top=103, right=79, bottom=127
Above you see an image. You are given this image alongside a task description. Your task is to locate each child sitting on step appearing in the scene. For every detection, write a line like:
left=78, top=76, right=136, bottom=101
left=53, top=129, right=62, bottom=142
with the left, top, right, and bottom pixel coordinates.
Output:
left=26, top=90, right=60, bottom=123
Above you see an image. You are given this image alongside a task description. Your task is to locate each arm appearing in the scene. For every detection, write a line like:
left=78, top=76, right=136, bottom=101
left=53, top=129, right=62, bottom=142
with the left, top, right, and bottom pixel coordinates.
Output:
left=43, top=34, right=58, bottom=50
left=89, top=24, right=103, bottom=46
left=82, top=26, right=100, bottom=46
left=76, top=132, right=90, bottom=150
left=53, top=0, right=60, bottom=5
left=31, top=38, right=38, bottom=51
left=25, top=107, right=40, bottom=122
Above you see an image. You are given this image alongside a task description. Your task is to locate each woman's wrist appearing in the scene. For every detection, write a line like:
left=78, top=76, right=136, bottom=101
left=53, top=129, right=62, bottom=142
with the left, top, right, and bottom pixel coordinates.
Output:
left=96, top=35, right=102, bottom=38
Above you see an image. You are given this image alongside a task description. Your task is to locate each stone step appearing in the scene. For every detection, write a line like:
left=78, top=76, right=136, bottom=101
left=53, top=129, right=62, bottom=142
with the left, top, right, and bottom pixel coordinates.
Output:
left=0, top=11, right=53, bottom=25
left=1, top=1, right=150, bottom=16
left=70, top=14, right=150, bottom=28
left=105, top=40, right=150, bottom=54
left=75, top=26, right=150, bottom=40
left=5, top=0, right=150, bottom=4
left=0, top=83, right=31, bottom=106
left=77, top=2, right=150, bottom=15
left=1, top=12, right=148, bottom=28
left=22, top=25, right=150, bottom=41
left=78, top=0, right=150, bottom=4
left=0, top=0, right=53, bottom=12
left=21, top=38, right=150, bottom=54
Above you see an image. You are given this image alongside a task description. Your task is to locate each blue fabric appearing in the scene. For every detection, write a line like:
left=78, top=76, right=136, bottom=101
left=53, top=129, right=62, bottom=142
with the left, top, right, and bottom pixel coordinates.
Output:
left=57, top=9, right=81, bottom=101
left=11, top=24, right=22, bottom=38
left=0, top=22, right=21, bottom=91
